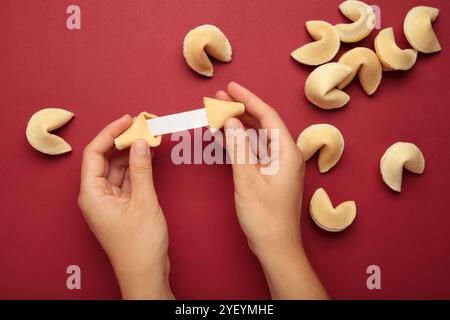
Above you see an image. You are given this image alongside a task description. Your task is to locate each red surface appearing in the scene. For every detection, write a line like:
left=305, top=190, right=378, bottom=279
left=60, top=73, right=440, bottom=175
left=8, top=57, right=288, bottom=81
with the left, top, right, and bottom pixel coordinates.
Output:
left=1, top=0, right=449, bottom=300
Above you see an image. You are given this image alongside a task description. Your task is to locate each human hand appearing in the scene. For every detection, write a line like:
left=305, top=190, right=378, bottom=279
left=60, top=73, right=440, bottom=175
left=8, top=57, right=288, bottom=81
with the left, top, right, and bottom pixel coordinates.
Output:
left=78, top=115, right=173, bottom=299
left=216, top=82, right=304, bottom=259
left=216, top=82, right=327, bottom=299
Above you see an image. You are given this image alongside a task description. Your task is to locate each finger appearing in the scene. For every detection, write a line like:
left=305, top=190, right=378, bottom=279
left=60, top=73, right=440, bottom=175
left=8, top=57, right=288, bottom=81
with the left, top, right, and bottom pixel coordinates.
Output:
left=204, top=128, right=226, bottom=150
left=215, top=90, right=234, bottom=102
left=214, top=90, right=259, bottom=153
left=129, top=139, right=158, bottom=205
left=121, top=168, right=131, bottom=195
left=226, top=82, right=291, bottom=139
left=86, top=114, right=132, bottom=155
left=211, top=90, right=234, bottom=150
left=217, top=114, right=260, bottom=153
left=81, top=115, right=132, bottom=184
left=239, top=113, right=261, bottom=131
left=107, top=152, right=129, bottom=187
left=224, top=118, right=259, bottom=181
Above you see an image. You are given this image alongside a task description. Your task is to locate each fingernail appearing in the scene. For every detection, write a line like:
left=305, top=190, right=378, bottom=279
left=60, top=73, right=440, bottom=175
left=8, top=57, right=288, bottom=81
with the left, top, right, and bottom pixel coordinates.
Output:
left=134, top=139, right=149, bottom=155
left=229, top=81, right=241, bottom=88
left=226, top=118, right=243, bottom=130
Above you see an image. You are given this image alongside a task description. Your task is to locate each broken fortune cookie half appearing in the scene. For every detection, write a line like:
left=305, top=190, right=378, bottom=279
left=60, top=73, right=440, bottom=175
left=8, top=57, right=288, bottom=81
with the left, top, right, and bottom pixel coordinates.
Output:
left=114, top=98, right=245, bottom=150
left=114, top=113, right=162, bottom=150
left=204, top=97, right=245, bottom=132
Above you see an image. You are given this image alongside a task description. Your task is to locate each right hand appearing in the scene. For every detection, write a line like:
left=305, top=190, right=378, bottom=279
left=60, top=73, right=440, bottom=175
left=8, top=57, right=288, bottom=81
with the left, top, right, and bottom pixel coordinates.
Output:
left=216, top=82, right=305, bottom=260
left=216, top=82, right=327, bottom=299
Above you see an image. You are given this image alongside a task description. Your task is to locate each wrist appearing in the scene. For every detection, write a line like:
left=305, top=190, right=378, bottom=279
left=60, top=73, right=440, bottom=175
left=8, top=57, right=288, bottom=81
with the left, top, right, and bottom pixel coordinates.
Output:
left=253, top=238, right=305, bottom=267
left=120, top=276, right=173, bottom=300
left=112, top=255, right=174, bottom=300
left=256, top=244, right=328, bottom=300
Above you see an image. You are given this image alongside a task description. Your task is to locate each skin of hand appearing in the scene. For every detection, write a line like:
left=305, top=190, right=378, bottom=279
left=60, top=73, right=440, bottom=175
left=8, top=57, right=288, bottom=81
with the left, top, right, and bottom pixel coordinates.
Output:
left=216, top=82, right=328, bottom=300
left=78, top=115, right=174, bottom=300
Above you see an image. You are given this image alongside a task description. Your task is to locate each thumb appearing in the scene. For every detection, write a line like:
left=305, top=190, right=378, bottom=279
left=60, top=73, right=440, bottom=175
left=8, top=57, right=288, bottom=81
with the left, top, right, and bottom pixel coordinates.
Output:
left=224, top=118, right=259, bottom=180
left=129, top=139, right=157, bottom=204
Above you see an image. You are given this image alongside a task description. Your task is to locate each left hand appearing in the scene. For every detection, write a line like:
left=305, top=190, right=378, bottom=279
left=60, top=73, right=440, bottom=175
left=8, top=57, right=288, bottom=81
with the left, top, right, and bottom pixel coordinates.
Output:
left=78, top=114, right=173, bottom=299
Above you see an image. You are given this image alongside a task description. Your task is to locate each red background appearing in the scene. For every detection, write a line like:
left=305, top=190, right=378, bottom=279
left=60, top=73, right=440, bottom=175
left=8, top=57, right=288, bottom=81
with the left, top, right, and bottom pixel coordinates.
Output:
left=0, top=0, right=449, bottom=299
